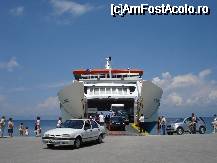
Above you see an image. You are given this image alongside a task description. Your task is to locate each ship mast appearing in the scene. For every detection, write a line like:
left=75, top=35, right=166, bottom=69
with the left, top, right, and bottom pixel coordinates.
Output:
left=105, top=57, right=112, bottom=78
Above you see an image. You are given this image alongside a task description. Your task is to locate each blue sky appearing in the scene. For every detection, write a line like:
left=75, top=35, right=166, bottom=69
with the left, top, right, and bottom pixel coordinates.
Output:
left=0, top=0, right=217, bottom=119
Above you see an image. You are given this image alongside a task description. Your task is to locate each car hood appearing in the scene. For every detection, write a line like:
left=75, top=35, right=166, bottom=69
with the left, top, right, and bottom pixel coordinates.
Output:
left=44, top=128, right=81, bottom=135
left=169, top=122, right=183, bottom=126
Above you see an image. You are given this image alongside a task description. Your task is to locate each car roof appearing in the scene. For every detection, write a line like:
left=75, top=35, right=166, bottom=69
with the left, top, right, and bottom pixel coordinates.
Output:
left=68, top=119, right=91, bottom=121
left=111, top=116, right=123, bottom=118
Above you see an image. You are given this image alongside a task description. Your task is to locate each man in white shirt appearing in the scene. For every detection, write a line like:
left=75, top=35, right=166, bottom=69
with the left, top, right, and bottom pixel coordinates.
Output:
left=212, top=114, right=217, bottom=133
left=99, top=112, right=105, bottom=126
left=139, top=114, right=145, bottom=133
left=161, top=116, right=167, bottom=135
left=57, top=117, right=62, bottom=128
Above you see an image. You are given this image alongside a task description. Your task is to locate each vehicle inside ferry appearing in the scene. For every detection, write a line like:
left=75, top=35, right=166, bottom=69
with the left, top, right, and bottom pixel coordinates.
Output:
left=87, top=98, right=135, bottom=122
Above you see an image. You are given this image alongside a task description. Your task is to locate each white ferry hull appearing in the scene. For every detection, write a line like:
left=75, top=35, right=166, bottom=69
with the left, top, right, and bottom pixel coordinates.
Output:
left=58, top=80, right=163, bottom=132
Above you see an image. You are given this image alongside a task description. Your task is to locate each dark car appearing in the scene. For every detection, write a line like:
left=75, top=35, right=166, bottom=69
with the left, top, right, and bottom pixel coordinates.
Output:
left=107, top=116, right=126, bottom=131
left=116, top=111, right=129, bottom=125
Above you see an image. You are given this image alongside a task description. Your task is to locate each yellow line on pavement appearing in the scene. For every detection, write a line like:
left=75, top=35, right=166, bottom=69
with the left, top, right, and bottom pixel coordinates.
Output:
left=131, top=123, right=149, bottom=136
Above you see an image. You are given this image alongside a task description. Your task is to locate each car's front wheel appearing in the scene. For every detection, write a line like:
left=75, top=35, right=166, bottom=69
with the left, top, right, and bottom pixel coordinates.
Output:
left=97, top=134, right=103, bottom=144
left=199, top=126, right=206, bottom=134
left=74, top=137, right=81, bottom=149
left=176, top=127, right=184, bottom=135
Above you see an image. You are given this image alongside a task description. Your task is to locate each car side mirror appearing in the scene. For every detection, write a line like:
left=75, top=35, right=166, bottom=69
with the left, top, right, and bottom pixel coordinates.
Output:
left=84, top=123, right=90, bottom=130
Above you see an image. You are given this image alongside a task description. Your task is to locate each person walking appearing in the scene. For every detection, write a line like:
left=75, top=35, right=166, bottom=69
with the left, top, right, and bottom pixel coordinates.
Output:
left=35, top=116, right=41, bottom=137
left=8, top=118, right=14, bottom=137
left=161, top=116, right=167, bottom=135
left=191, top=113, right=197, bottom=134
left=0, top=116, right=6, bottom=138
left=157, top=116, right=161, bottom=135
left=139, top=114, right=145, bottom=133
left=56, top=117, right=62, bottom=128
left=212, top=114, right=217, bottom=133
left=99, top=112, right=105, bottom=126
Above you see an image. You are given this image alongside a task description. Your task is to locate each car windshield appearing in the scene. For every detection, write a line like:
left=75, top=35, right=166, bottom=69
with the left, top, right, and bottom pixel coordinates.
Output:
left=111, top=116, right=123, bottom=122
left=175, top=118, right=184, bottom=123
left=62, top=120, right=84, bottom=129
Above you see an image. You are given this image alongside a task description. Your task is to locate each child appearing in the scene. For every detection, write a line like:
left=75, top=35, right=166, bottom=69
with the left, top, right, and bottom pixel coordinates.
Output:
left=19, top=123, right=24, bottom=136
left=24, top=127, right=29, bottom=136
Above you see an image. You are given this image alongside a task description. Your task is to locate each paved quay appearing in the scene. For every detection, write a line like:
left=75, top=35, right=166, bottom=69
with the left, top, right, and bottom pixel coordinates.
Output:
left=0, top=134, right=217, bottom=163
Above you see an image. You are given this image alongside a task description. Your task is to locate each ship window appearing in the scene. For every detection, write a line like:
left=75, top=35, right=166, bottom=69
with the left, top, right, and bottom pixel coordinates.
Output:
left=89, top=88, right=94, bottom=95
left=100, top=88, right=105, bottom=94
left=84, top=87, right=87, bottom=94
left=112, top=88, right=117, bottom=94
left=118, top=88, right=123, bottom=95
left=129, top=86, right=136, bottom=92
left=100, top=74, right=105, bottom=78
left=94, top=88, right=99, bottom=95
left=123, top=88, right=127, bottom=95
left=106, top=87, right=111, bottom=94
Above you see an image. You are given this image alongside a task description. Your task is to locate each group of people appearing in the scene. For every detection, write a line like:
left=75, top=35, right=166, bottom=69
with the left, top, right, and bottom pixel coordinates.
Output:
left=0, top=116, right=29, bottom=137
left=0, top=116, right=62, bottom=137
left=156, top=113, right=197, bottom=135
left=89, top=112, right=113, bottom=126
left=18, top=123, right=29, bottom=136
left=157, top=116, right=167, bottom=135
left=0, top=116, right=14, bottom=137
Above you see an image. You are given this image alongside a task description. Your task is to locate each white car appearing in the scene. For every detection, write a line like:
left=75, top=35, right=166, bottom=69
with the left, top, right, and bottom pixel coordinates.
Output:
left=42, top=119, right=106, bottom=149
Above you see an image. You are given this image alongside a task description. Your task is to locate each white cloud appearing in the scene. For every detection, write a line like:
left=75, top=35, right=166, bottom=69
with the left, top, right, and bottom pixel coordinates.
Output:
left=0, top=57, right=19, bottom=72
left=10, top=6, right=24, bottom=16
left=171, top=74, right=199, bottom=88
left=37, top=96, right=59, bottom=109
left=50, top=0, right=93, bottom=16
left=209, top=90, right=217, bottom=101
left=164, top=93, right=183, bottom=106
left=153, top=69, right=217, bottom=107
left=199, top=69, right=212, bottom=79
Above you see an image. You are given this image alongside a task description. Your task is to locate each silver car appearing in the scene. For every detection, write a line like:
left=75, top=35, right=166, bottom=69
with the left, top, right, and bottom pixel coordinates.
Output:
left=166, top=117, right=206, bottom=135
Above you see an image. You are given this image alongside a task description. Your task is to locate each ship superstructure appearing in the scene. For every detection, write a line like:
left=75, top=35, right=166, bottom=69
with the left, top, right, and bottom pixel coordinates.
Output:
left=58, top=57, right=163, bottom=132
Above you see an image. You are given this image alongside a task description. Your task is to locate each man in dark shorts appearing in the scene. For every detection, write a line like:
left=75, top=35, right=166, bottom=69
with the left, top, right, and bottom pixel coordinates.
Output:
left=8, top=118, right=14, bottom=137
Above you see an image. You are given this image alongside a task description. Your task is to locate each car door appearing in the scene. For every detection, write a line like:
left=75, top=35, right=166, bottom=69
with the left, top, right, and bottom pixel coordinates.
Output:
left=83, top=120, right=93, bottom=142
left=91, top=120, right=100, bottom=140
left=183, top=117, right=191, bottom=131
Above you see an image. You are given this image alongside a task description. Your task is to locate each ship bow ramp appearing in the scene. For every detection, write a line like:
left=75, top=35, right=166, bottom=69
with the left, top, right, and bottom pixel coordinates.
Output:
left=58, top=81, right=85, bottom=121
left=139, top=81, right=163, bottom=132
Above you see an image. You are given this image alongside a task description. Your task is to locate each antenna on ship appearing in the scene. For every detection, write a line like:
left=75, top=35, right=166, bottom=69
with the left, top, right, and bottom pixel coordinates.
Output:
left=105, top=57, right=112, bottom=78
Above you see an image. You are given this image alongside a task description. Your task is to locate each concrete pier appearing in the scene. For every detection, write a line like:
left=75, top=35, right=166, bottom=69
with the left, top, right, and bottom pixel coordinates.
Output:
left=0, top=134, right=217, bottom=163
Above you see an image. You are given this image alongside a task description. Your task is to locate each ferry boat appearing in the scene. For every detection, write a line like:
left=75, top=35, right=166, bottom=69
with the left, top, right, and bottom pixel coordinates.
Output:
left=58, top=57, right=163, bottom=132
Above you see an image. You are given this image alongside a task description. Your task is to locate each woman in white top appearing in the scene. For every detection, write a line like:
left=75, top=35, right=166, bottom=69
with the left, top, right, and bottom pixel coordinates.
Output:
left=0, top=116, right=6, bottom=137
left=57, top=117, right=62, bottom=128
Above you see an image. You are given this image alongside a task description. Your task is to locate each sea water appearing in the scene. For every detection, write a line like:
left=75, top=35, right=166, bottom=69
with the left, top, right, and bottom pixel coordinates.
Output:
left=1, top=117, right=215, bottom=136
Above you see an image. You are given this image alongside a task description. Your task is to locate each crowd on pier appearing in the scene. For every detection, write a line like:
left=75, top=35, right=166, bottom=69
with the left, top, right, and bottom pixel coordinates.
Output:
left=0, top=113, right=217, bottom=137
